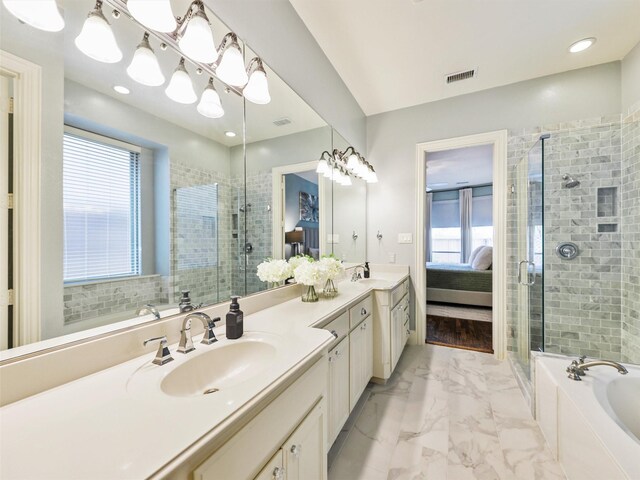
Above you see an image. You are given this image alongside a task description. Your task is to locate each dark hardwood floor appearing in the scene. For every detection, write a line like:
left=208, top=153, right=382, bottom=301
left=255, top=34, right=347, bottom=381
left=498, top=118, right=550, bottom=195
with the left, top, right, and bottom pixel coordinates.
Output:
left=426, top=314, right=493, bottom=354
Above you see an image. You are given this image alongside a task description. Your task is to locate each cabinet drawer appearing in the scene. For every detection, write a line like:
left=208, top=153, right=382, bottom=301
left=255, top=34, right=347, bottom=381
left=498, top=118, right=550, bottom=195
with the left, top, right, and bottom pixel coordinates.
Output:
left=323, top=311, right=349, bottom=347
left=254, top=450, right=284, bottom=480
left=391, top=278, right=409, bottom=308
left=349, top=295, right=372, bottom=329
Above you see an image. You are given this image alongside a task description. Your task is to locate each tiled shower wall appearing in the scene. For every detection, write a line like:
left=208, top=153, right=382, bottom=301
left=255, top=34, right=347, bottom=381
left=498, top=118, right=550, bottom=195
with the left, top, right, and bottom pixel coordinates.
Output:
left=507, top=115, right=626, bottom=360
left=621, top=102, right=640, bottom=363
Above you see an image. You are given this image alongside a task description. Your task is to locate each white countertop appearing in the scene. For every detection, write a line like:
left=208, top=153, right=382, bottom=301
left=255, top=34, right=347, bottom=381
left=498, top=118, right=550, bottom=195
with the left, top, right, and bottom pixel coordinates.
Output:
left=0, top=270, right=409, bottom=480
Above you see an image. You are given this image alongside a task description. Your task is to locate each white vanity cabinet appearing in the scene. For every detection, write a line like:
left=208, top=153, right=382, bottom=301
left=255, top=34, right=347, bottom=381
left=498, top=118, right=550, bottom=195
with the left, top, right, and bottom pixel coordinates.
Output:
left=283, top=400, right=327, bottom=480
left=327, top=336, right=350, bottom=445
left=349, top=316, right=373, bottom=411
left=372, top=278, right=410, bottom=382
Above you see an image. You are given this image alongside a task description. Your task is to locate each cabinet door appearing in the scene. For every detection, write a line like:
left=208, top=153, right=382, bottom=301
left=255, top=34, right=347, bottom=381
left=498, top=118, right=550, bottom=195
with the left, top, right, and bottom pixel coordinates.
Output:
left=390, top=304, right=404, bottom=372
left=254, top=449, right=285, bottom=480
left=349, top=319, right=373, bottom=411
left=284, top=399, right=327, bottom=480
left=328, top=337, right=350, bottom=446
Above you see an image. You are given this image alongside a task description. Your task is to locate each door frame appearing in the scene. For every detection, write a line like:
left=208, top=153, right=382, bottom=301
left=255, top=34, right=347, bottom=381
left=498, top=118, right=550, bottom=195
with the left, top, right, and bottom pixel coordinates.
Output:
left=414, top=130, right=508, bottom=359
left=0, top=50, right=42, bottom=346
left=271, top=161, right=328, bottom=259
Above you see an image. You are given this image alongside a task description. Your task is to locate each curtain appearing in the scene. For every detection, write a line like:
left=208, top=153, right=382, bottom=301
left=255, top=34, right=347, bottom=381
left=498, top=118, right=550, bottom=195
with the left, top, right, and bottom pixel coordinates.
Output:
left=425, top=192, right=433, bottom=262
left=459, top=188, right=473, bottom=263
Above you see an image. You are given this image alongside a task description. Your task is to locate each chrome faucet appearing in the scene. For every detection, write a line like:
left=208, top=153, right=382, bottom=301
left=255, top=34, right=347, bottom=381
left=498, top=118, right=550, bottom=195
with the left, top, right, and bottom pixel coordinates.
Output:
left=137, top=304, right=160, bottom=320
left=143, top=336, right=173, bottom=366
left=566, top=356, right=628, bottom=381
left=351, top=265, right=365, bottom=282
left=178, top=312, right=219, bottom=354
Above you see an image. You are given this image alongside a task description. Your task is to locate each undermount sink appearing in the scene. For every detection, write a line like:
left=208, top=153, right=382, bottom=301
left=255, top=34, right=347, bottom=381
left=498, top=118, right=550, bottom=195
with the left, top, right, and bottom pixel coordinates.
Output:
left=160, top=340, right=277, bottom=397
left=355, top=278, right=378, bottom=284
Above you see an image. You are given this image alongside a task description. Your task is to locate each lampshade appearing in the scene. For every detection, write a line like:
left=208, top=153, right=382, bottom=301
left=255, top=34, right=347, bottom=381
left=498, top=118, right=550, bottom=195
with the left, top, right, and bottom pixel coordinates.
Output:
left=75, top=3, right=122, bottom=63
left=366, top=166, right=378, bottom=183
left=127, top=0, right=176, bottom=33
left=356, top=161, right=369, bottom=178
left=165, top=58, right=197, bottom=104
left=323, top=165, right=333, bottom=179
left=197, top=78, right=224, bottom=118
left=126, top=34, right=165, bottom=86
left=243, top=62, right=270, bottom=104
left=216, top=40, right=248, bottom=87
left=178, top=4, right=217, bottom=64
left=285, top=230, right=304, bottom=244
left=346, top=153, right=360, bottom=171
left=316, top=159, right=328, bottom=174
left=340, top=172, right=352, bottom=186
left=3, top=0, right=64, bottom=32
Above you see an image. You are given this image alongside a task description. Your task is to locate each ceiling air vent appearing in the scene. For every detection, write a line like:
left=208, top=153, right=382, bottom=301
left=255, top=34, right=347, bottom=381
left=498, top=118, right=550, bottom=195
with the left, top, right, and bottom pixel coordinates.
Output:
left=446, top=68, right=477, bottom=84
left=273, top=117, right=292, bottom=127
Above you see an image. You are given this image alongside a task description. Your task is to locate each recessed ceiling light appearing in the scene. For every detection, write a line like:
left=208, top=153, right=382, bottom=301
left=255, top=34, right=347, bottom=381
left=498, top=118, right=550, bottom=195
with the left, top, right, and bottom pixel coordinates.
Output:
left=427, top=182, right=448, bottom=188
left=224, top=131, right=236, bottom=137
left=113, top=85, right=130, bottom=94
left=569, top=37, right=596, bottom=53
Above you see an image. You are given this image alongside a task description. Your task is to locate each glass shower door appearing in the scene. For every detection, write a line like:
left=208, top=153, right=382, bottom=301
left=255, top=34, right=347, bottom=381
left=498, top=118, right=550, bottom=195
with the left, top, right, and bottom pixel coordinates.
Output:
left=514, top=137, right=545, bottom=377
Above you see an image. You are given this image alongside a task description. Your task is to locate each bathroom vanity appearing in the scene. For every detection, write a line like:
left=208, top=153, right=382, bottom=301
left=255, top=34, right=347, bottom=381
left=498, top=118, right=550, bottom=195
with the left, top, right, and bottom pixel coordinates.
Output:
left=0, top=267, right=410, bottom=479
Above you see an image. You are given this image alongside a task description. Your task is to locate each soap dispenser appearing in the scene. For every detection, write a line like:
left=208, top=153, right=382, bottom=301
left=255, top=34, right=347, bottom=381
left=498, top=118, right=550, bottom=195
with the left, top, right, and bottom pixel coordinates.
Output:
left=226, top=296, right=244, bottom=339
left=364, top=262, right=371, bottom=279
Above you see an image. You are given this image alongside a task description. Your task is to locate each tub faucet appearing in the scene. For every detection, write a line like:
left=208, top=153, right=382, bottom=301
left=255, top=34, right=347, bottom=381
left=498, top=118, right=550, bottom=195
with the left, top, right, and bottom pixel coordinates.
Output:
left=177, top=312, right=220, bottom=354
left=566, top=357, right=628, bottom=381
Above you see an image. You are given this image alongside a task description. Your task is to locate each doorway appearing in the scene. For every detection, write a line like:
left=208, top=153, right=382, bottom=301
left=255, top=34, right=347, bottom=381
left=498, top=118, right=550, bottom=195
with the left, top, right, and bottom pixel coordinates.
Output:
left=414, top=130, right=508, bottom=359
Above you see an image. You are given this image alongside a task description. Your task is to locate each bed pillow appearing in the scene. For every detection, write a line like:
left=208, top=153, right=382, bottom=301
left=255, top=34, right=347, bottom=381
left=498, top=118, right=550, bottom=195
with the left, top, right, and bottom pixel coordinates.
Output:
left=468, top=246, right=486, bottom=265
left=472, top=246, right=492, bottom=270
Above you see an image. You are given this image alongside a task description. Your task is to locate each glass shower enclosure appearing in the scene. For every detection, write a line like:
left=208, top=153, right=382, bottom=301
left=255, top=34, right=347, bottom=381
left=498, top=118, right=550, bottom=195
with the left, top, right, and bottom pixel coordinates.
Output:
left=513, top=135, right=546, bottom=378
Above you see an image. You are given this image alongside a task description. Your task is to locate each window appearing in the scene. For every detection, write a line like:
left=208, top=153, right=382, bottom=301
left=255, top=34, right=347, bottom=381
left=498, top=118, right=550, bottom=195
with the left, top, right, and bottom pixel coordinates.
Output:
left=63, top=130, right=141, bottom=283
left=431, top=197, right=461, bottom=263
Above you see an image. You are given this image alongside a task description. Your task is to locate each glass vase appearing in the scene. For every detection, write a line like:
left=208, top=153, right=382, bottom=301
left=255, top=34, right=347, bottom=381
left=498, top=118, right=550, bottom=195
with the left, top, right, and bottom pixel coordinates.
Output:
left=323, top=278, right=338, bottom=298
left=301, top=285, right=319, bottom=303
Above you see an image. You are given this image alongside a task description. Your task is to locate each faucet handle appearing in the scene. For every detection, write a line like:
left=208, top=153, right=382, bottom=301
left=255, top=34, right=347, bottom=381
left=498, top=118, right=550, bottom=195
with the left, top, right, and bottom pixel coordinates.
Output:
left=578, top=355, right=589, bottom=370
left=201, top=316, right=220, bottom=345
left=143, top=336, right=173, bottom=366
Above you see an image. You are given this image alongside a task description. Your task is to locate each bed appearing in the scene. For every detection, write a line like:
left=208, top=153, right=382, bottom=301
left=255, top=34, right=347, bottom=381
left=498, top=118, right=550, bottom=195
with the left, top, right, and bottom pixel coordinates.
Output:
left=426, top=262, right=492, bottom=307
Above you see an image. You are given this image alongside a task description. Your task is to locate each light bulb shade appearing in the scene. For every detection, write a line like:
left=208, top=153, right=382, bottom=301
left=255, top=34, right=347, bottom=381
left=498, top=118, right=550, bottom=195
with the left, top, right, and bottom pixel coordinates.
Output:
left=197, top=81, right=224, bottom=118
left=243, top=67, right=270, bottom=104
left=75, top=7, right=122, bottom=63
left=126, top=35, right=165, bottom=86
left=216, top=43, right=248, bottom=87
left=356, top=162, right=369, bottom=178
left=346, top=153, right=360, bottom=171
left=366, top=168, right=378, bottom=183
left=127, top=0, right=176, bottom=33
left=341, top=174, right=352, bottom=186
left=165, top=60, right=197, bottom=104
left=3, top=0, right=64, bottom=31
left=178, top=10, right=217, bottom=63
left=323, top=166, right=332, bottom=179
left=316, top=159, right=328, bottom=174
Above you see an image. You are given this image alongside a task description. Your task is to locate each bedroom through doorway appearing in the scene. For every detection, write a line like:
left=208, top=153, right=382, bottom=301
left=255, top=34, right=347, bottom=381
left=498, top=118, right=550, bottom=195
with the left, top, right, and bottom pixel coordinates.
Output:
left=425, top=145, right=495, bottom=353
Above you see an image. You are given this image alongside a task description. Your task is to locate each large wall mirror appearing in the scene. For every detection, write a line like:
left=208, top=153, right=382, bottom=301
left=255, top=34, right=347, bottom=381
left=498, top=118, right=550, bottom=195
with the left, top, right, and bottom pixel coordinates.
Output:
left=0, top=0, right=366, bottom=358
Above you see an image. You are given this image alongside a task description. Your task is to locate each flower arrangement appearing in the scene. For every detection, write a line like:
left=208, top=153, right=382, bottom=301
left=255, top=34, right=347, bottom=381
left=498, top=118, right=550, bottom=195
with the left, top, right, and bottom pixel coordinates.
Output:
left=319, top=255, right=344, bottom=298
left=293, top=260, right=326, bottom=286
left=256, top=258, right=292, bottom=285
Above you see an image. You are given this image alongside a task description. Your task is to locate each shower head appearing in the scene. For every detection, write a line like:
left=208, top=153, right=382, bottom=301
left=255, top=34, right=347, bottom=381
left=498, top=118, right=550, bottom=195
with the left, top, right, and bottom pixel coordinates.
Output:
left=562, top=174, right=580, bottom=189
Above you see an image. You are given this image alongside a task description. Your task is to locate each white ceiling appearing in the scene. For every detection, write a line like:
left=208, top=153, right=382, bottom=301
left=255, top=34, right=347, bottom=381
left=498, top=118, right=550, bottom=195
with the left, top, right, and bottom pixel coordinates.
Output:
left=61, top=0, right=326, bottom=147
left=426, top=144, right=493, bottom=190
left=289, top=0, right=640, bottom=116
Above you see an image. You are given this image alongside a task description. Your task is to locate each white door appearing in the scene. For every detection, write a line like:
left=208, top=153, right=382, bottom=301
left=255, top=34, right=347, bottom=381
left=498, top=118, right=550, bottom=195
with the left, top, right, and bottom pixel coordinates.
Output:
left=328, top=337, right=350, bottom=445
left=284, top=399, right=327, bottom=480
left=0, top=75, right=11, bottom=351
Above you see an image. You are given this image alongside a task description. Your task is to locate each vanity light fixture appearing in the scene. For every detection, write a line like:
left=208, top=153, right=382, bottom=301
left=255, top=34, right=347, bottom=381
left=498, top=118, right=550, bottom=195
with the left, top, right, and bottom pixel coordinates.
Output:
left=569, top=37, right=596, bottom=53
left=75, top=1, right=123, bottom=64
left=197, top=78, right=225, bottom=118
left=113, top=85, right=130, bottom=94
left=316, top=151, right=332, bottom=175
left=127, top=0, right=176, bottom=33
left=215, top=33, right=248, bottom=87
left=177, top=1, right=218, bottom=64
left=165, top=57, right=197, bottom=104
left=316, top=146, right=377, bottom=185
left=2, top=0, right=64, bottom=32
left=126, top=33, right=165, bottom=86
left=243, top=58, right=271, bottom=104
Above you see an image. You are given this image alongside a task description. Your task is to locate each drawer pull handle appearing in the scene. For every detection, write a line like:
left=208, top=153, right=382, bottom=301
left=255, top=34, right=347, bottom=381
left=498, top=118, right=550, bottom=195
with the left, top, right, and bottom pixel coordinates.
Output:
left=335, top=350, right=341, bottom=356
left=406, top=329, right=411, bottom=335
left=328, top=355, right=333, bottom=363
left=331, top=329, right=338, bottom=339
left=361, top=322, right=367, bottom=330
left=361, top=307, right=367, bottom=316
left=273, top=466, right=285, bottom=480
left=290, top=444, right=302, bottom=457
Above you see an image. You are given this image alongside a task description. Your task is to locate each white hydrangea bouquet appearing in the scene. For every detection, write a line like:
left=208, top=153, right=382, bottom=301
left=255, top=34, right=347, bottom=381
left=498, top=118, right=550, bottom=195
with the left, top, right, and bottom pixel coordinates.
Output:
left=318, top=256, right=345, bottom=298
left=292, top=257, right=326, bottom=302
left=256, top=259, right=292, bottom=287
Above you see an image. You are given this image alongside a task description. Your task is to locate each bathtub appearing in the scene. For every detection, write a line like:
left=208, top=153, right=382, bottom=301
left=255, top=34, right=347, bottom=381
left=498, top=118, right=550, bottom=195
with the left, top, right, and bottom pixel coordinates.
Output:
left=535, top=354, right=640, bottom=480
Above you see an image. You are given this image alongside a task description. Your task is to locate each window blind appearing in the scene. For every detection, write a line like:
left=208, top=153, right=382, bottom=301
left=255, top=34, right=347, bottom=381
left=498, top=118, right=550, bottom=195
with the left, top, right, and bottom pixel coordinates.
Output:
left=63, top=132, right=140, bottom=283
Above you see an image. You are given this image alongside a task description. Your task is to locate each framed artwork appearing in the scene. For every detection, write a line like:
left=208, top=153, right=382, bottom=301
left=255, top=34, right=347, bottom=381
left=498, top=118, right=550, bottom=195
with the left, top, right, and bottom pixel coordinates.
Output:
left=299, top=191, right=319, bottom=223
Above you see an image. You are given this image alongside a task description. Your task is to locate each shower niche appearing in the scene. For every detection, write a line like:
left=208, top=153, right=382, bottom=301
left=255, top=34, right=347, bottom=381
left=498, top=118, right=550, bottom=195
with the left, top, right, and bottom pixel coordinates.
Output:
left=597, top=187, right=618, bottom=217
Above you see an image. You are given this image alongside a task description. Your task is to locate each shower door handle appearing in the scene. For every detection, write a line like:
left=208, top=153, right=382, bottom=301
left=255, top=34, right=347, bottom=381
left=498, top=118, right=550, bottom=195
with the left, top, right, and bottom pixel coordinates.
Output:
left=517, top=260, right=528, bottom=285
left=526, top=261, right=536, bottom=286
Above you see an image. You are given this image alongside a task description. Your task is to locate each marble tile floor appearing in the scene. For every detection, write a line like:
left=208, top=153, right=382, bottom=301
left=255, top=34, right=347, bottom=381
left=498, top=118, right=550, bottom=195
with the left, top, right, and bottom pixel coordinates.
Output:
left=328, top=344, right=565, bottom=480
left=426, top=304, right=493, bottom=323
